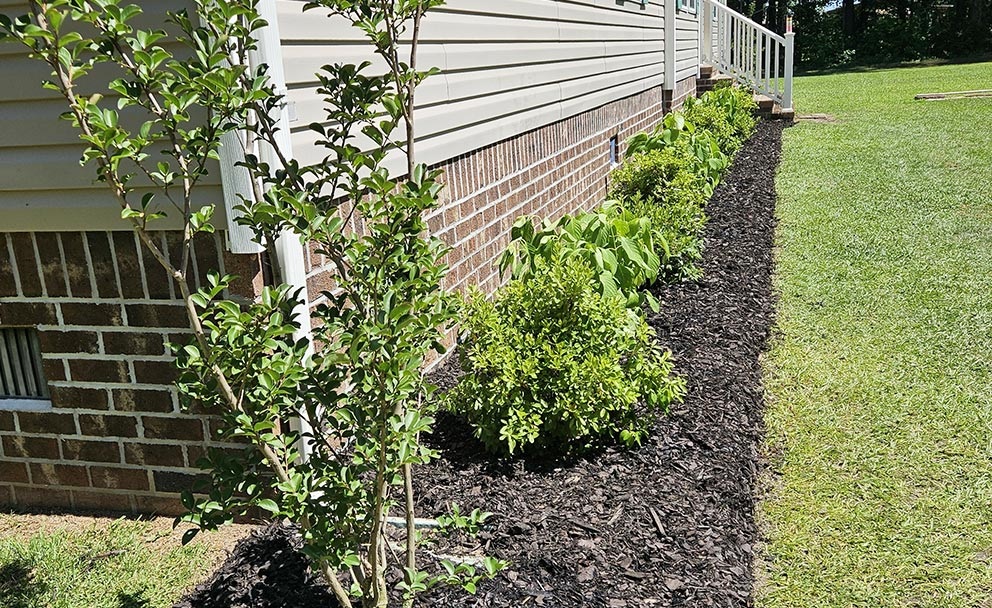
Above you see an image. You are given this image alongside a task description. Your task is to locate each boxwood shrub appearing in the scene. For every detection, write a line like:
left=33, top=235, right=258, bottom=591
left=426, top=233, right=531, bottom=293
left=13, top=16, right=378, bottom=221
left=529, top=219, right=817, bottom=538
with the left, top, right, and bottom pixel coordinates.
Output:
left=446, top=256, right=685, bottom=456
left=683, top=86, right=758, bottom=154
left=608, top=143, right=707, bottom=206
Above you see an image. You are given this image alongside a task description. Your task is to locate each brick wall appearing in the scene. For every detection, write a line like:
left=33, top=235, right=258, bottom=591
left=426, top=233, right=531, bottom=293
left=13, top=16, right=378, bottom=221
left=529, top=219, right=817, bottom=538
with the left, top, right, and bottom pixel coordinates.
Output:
left=663, top=75, right=698, bottom=113
left=0, top=231, right=263, bottom=514
left=305, top=86, right=669, bottom=312
left=1, top=85, right=671, bottom=514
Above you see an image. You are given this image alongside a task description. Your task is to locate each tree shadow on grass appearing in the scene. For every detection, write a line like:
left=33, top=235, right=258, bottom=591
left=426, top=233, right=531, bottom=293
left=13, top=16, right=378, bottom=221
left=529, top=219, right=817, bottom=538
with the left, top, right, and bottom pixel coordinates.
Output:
left=797, top=53, right=992, bottom=76
left=116, top=590, right=151, bottom=608
left=0, top=559, right=47, bottom=608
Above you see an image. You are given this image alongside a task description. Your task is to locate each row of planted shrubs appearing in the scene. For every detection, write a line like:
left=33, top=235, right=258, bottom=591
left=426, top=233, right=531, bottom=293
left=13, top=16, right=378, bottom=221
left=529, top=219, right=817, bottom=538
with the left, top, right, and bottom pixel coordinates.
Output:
left=445, top=86, right=760, bottom=456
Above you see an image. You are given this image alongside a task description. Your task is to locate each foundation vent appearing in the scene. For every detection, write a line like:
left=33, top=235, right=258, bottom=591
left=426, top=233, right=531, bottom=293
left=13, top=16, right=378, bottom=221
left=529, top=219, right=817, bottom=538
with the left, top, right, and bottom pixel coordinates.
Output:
left=0, top=327, right=49, bottom=400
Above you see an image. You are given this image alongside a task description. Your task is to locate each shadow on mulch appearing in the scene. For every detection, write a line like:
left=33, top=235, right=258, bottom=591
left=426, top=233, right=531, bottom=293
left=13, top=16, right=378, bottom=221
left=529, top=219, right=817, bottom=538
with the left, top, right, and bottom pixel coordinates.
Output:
left=175, top=119, right=788, bottom=608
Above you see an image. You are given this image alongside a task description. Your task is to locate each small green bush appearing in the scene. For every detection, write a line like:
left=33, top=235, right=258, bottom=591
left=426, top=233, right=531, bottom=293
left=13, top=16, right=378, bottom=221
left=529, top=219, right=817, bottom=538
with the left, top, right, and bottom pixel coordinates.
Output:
left=609, top=145, right=707, bottom=210
left=625, top=113, right=729, bottom=195
left=499, top=201, right=661, bottom=311
left=684, top=86, right=758, bottom=153
left=682, top=102, right=741, bottom=154
left=447, top=256, right=685, bottom=456
left=623, top=192, right=706, bottom=281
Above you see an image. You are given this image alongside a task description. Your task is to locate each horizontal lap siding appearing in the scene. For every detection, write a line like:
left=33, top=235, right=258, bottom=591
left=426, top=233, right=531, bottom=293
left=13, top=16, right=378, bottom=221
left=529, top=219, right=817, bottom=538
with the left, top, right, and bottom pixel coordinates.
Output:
left=675, top=10, right=700, bottom=81
left=277, top=0, right=666, bottom=168
left=0, top=0, right=226, bottom=231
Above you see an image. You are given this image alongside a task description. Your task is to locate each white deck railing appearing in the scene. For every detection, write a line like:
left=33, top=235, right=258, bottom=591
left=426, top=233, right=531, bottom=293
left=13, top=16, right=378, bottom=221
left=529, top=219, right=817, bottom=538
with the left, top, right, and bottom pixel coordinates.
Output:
left=700, top=0, right=795, bottom=111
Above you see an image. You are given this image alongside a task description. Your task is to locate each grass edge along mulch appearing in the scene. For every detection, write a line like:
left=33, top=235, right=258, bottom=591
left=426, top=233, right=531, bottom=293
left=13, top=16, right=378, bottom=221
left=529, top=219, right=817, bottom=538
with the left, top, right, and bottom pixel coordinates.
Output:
left=757, top=61, right=992, bottom=608
left=175, top=120, right=787, bottom=608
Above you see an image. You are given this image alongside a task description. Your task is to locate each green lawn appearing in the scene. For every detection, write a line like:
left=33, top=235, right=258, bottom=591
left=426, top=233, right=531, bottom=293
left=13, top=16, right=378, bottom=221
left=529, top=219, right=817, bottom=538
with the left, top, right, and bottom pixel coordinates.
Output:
left=760, top=62, right=992, bottom=606
left=0, top=514, right=245, bottom=608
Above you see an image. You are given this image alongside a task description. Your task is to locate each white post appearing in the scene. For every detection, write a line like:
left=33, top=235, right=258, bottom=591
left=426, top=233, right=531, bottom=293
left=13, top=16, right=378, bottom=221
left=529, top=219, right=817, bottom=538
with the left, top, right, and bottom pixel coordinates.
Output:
left=783, top=18, right=795, bottom=111
left=255, top=0, right=316, bottom=458
left=664, top=0, right=676, bottom=94
left=701, top=0, right=712, bottom=63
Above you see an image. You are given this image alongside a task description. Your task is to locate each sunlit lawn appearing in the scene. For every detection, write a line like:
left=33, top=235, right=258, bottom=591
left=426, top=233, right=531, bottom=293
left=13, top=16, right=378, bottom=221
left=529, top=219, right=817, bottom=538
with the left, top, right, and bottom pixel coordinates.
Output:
left=761, top=61, right=992, bottom=607
left=0, top=513, right=248, bottom=608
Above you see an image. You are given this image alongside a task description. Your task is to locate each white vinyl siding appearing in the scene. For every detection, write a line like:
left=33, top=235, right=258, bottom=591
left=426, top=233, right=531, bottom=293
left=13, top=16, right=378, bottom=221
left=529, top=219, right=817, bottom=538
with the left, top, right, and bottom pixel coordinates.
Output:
left=0, top=0, right=688, bottom=229
left=675, top=5, right=700, bottom=81
left=276, top=0, right=666, bottom=169
left=0, top=0, right=226, bottom=231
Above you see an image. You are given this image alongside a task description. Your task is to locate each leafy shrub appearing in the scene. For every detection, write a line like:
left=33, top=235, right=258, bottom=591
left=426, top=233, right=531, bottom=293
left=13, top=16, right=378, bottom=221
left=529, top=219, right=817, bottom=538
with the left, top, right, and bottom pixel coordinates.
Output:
left=623, top=192, right=706, bottom=281
left=608, top=148, right=707, bottom=279
left=499, top=201, right=661, bottom=311
left=447, top=256, right=685, bottom=455
left=682, top=102, right=741, bottom=154
left=684, top=86, right=758, bottom=153
left=625, top=113, right=728, bottom=195
left=609, top=145, right=707, bottom=211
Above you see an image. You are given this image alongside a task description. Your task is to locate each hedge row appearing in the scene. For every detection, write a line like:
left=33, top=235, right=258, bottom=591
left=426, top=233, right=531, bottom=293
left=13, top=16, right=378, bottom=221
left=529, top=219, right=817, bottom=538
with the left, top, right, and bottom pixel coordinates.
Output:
left=446, top=86, right=759, bottom=457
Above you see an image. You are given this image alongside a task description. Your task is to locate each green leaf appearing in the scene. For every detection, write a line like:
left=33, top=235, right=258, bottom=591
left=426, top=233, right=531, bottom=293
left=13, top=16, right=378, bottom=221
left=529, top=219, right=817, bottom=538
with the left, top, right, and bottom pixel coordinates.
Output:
left=256, top=498, right=280, bottom=514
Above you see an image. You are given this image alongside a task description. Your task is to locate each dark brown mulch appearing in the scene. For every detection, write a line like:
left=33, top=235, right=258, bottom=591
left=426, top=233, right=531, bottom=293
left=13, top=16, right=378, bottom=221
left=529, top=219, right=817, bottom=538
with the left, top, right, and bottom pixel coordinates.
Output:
left=174, top=524, right=338, bottom=608
left=174, top=119, right=786, bottom=608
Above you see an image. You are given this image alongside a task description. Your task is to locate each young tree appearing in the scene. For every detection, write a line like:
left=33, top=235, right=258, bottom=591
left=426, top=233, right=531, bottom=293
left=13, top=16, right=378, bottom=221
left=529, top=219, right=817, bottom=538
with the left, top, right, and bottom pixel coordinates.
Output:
left=1, top=1, right=501, bottom=606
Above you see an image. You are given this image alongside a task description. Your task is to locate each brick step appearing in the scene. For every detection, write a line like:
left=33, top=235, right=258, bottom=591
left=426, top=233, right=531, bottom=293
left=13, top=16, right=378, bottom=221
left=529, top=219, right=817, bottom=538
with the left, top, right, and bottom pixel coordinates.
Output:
left=697, top=74, right=733, bottom=93
left=755, top=102, right=794, bottom=120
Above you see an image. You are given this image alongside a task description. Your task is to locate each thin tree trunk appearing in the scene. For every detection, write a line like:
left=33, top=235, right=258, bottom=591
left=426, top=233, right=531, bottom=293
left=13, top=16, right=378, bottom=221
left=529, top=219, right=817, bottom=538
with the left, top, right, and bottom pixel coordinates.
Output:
left=842, top=0, right=856, bottom=42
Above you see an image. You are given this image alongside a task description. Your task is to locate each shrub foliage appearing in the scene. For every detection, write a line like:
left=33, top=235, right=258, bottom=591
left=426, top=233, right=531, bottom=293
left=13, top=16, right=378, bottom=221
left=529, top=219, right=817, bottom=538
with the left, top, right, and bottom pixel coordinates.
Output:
left=499, top=201, right=661, bottom=311
left=609, top=85, right=757, bottom=280
left=447, top=256, right=686, bottom=456
left=623, top=192, right=707, bottom=282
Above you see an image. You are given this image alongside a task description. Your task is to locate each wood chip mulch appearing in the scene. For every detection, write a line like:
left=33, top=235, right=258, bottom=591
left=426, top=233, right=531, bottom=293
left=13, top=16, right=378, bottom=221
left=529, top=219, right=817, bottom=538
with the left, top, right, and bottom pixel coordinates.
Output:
left=175, top=119, right=787, bottom=608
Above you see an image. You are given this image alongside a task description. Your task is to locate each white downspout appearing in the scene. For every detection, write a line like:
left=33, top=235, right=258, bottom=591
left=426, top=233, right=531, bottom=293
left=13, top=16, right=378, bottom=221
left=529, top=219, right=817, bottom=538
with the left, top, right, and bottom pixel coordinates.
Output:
left=218, top=0, right=315, bottom=456
left=664, top=0, right=677, bottom=104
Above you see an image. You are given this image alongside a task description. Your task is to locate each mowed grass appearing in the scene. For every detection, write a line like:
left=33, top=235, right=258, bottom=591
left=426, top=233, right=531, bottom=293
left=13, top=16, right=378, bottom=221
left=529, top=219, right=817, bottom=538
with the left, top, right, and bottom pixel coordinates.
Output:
left=0, top=513, right=247, bottom=608
left=760, top=61, right=992, bottom=607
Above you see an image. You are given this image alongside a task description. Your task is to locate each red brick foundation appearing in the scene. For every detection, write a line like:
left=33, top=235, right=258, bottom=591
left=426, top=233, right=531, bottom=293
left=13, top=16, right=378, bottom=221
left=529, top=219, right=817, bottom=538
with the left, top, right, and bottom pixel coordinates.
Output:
left=1, top=85, right=670, bottom=514
left=0, top=231, right=262, bottom=514
left=663, top=75, right=698, bottom=113
left=305, top=86, right=668, bottom=310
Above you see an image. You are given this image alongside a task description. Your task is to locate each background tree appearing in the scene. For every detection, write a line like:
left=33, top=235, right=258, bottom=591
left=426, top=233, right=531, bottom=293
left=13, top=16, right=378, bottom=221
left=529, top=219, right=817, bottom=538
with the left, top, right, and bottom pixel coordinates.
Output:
left=727, top=0, right=991, bottom=68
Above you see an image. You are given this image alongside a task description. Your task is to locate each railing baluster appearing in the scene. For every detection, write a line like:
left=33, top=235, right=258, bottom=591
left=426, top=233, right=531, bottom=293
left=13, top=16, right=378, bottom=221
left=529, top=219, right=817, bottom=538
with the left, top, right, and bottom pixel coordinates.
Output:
left=764, top=33, right=771, bottom=96
left=737, top=17, right=742, bottom=80
left=748, top=25, right=754, bottom=85
left=783, top=25, right=794, bottom=110
left=751, top=25, right=757, bottom=85
left=704, top=0, right=791, bottom=107
left=747, top=28, right=757, bottom=86
left=723, top=11, right=729, bottom=70
left=774, top=39, right=781, bottom=101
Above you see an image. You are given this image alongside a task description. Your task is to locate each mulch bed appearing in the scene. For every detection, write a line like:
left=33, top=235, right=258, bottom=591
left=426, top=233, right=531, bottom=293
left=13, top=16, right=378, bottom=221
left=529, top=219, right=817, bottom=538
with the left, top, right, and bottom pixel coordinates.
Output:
left=175, top=119, right=786, bottom=608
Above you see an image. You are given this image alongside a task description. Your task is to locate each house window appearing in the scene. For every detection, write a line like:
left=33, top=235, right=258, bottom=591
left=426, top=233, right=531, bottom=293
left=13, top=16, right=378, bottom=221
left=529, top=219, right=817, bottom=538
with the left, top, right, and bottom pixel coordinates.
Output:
left=678, top=0, right=698, bottom=14
left=0, top=327, right=51, bottom=410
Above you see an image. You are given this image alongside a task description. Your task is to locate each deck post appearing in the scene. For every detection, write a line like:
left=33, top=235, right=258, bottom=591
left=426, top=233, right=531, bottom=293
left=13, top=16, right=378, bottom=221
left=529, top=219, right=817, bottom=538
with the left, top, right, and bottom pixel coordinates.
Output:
left=783, top=17, right=795, bottom=111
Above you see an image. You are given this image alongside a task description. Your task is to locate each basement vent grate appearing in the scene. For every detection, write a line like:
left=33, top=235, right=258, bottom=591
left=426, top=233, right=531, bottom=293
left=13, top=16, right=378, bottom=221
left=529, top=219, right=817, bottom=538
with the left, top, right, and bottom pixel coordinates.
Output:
left=0, top=327, right=49, bottom=400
